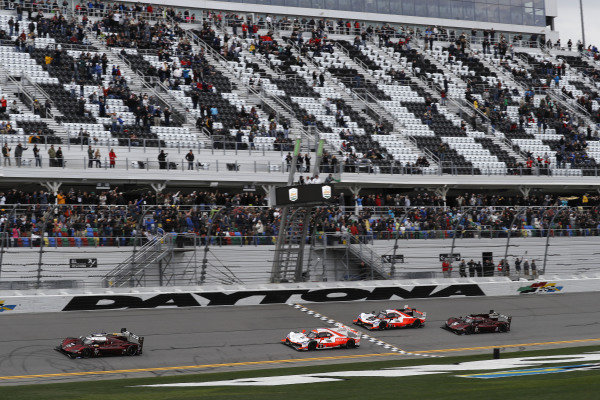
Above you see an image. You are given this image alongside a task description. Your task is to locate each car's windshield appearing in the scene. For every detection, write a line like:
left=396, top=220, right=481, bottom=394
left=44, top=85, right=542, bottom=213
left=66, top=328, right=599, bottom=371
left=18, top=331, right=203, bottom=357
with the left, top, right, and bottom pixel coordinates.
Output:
left=306, top=331, right=317, bottom=339
left=82, top=337, right=94, bottom=345
left=377, top=312, right=386, bottom=318
left=464, top=318, right=473, bottom=323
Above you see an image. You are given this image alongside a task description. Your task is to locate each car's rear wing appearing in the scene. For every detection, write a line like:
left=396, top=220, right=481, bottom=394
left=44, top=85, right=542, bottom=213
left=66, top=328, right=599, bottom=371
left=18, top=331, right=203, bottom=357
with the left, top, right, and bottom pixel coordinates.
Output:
left=498, top=315, right=512, bottom=326
left=120, top=328, right=144, bottom=354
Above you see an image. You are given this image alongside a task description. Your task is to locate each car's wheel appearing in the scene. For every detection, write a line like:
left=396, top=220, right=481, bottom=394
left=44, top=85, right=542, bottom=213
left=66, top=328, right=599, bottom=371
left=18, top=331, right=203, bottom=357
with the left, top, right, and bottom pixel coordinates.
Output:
left=307, top=341, right=317, bottom=351
left=81, top=348, right=93, bottom=358
left=499, top=324, right=509, bottom=333
left=412, top=320, right=422, bottom=328
left=465, top=326, right=475, bottom=335
left=125, top=345, right=138, bottom=356
left=378, top=321, right=388, bottom=330
left=346, top=339, right=356, bottom=349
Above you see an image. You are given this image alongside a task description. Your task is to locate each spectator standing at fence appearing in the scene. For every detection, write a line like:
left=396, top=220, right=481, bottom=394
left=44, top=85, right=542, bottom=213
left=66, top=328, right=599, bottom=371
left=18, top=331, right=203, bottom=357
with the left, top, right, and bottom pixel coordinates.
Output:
left=158, top=149, right=167, bottom=169
left=531, top=260, right=537, bottom=278
left=304, top=153, right=311, bottom=172
left=87, top=146, right=94, bottom=168
left=56, top=147, right=64, bottom=167
left=109, top=148, right=116, bottom=168
left=185, top=150, right=194, bottom=170
left=523, top=259, right=530, bottom=277
left=2, top=144, right=10, bottom=166
left=14, top=143, right=27, bottom=167
left=458, top=259, right=466, bottom=277
left=47, top=144, right=56, bottom=167
left=514, top=257, right=521, bottom=276
left=0, top=96, right=6, bottom=114
left=94, top=148, right=101, bottom=167
left=468, top=259, right=476, bottom=277
left=33, top=144, right=41, bottom=167
left=442, top=259, right=452, bottom=278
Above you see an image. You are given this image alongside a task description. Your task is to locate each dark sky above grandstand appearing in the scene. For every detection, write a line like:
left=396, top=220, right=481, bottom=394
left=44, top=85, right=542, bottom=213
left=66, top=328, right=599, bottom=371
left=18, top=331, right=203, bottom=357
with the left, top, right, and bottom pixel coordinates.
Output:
left=556, top=0, right=599, bottom=45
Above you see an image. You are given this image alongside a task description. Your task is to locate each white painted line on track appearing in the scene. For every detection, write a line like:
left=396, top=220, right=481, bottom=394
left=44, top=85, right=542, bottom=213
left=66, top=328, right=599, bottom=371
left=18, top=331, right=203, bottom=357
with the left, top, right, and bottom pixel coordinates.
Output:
left=288, top=303, right=440, bottom=358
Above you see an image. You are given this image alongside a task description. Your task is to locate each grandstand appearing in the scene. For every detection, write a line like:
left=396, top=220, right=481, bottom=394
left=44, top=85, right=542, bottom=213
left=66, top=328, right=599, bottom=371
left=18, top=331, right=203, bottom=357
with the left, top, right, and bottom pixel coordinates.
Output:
left=1, top=0, right=600, bottom=288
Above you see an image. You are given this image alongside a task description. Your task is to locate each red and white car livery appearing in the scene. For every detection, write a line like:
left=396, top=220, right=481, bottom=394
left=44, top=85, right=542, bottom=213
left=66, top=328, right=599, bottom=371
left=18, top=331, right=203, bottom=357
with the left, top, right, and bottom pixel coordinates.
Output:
left=353, top=305, right=427, bottom=330
left=282, top=327, right=361, bottom=351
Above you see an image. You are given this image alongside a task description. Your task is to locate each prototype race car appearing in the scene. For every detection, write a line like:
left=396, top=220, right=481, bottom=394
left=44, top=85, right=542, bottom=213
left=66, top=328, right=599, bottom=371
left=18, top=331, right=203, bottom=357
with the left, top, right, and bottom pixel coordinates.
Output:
left=282, top=327, right=361, bottom=351
left=353, top=305, right=427, bottom=330
left=444, top=311, right=512, bottom=334
left=56, top=328, right=144, bottom=358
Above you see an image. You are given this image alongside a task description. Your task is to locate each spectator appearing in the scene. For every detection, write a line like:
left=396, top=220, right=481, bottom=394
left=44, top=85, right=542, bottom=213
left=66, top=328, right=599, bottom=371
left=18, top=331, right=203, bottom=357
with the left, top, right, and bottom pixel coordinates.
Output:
left=94, top=148, right=101, bottom=167
left=14, top=143, right=27, bottom=167
left=47, top=145, right=56, bottom=167
left=109, top=148, right=117, bottom=168
left=185, top=150, right=195, bottom=170
left=33, top=144, right=41, bottom=167
left=56, top=147, right=64, bottom=167
left=158, top=149, right=168, bottom=169
left=87, top=146, right=94, bottom=168
left=2, top=143, right=10, bottom=166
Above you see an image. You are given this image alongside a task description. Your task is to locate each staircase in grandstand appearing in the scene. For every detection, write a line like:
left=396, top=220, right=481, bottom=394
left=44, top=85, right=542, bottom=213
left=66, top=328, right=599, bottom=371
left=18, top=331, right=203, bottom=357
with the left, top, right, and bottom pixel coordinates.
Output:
left=103, top=233, right=176, bottom=287
left=271, top=208, right=312, bottom=283
left=347, top=236, right=392, bottom=280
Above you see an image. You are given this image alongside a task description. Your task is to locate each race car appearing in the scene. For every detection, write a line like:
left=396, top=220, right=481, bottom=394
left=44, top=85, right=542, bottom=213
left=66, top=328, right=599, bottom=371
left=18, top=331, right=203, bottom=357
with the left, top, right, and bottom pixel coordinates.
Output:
left=56, top=328, right=144, bottom=358
left=353, top=305, right=426, bottom=330
left=282, top=327, right=361, bottom=351
left=444, top=310, right=512, bottom=335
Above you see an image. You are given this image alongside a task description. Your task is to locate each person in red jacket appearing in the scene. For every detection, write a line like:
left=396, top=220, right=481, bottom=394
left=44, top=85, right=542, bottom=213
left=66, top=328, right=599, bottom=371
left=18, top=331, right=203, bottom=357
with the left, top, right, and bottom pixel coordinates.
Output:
left=109, top=148, right=117, bottom=168
left=442, top=260, right=452, bottom=278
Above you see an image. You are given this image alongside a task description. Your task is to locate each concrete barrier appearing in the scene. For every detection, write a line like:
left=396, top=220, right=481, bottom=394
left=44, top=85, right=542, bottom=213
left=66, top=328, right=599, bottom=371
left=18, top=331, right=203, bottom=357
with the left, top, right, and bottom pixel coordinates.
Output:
left=1, top=274, right=598, bottom=314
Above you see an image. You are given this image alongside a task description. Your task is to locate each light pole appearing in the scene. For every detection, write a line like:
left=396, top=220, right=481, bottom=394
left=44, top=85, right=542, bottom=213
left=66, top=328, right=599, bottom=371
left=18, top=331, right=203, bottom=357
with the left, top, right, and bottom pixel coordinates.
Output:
left=580, top=0, right=586, bottom=48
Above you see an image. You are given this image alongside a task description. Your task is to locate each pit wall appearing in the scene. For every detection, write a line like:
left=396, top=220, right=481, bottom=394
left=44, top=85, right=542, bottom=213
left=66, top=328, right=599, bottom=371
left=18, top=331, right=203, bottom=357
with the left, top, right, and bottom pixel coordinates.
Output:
left=1, top=275, right=598, bottom=314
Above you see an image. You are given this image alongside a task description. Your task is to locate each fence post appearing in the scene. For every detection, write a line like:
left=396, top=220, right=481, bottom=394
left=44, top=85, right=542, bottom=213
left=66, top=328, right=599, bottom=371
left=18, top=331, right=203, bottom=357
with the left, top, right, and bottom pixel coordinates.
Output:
left=36, top=205, right=55, bottom=289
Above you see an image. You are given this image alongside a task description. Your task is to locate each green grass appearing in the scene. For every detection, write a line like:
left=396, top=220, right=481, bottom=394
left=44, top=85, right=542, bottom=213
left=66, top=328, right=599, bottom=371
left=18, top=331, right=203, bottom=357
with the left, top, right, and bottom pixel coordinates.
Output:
left=2, top=346, right=600, bottom=400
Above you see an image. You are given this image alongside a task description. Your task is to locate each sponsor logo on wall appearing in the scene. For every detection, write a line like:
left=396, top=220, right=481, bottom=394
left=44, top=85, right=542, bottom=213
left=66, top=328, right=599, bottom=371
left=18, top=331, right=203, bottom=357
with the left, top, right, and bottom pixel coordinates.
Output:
left=61, top=284, right=486, bottom=311
left=321, top=185, right=331, bottom=199
left=0, top=300, right=16, bottom=312
left=518, top=282, right=563, bottom=294
left=288, top=188, right=298, bottom=202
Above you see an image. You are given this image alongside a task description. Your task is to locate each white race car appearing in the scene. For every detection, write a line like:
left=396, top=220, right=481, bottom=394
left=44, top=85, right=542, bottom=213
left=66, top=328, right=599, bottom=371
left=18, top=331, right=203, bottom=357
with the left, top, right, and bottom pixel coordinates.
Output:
left=282, top=327, right=361, bottom=351
left=354, top=305, right=427, bottom=330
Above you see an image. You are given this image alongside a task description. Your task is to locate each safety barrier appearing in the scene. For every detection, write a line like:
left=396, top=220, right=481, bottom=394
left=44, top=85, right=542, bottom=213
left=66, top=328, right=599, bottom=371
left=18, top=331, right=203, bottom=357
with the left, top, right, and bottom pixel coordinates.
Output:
left=1, top=275, right=598, bottom=314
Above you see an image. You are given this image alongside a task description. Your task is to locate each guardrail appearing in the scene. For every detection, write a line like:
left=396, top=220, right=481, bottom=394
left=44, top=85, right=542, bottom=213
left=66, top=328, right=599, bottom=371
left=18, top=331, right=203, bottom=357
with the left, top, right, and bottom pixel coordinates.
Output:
left=2, top=153, right=593, bottom=177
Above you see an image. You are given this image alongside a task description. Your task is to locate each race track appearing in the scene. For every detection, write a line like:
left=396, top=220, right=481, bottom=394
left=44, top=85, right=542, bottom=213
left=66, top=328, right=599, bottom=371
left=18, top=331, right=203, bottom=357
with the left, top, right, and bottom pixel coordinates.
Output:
left=1, top=292, right=599, bottom=385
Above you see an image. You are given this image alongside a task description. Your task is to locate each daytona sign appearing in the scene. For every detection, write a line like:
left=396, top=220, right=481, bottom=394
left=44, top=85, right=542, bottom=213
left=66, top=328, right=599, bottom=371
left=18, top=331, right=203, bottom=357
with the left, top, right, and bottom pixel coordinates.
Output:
left=61, top=284, right=486, bottom=311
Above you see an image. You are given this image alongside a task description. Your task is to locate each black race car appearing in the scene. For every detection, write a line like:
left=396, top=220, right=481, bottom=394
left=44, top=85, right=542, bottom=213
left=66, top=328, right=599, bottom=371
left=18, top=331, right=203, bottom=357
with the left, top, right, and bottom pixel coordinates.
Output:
left=444, top=311, right=511, bottom=334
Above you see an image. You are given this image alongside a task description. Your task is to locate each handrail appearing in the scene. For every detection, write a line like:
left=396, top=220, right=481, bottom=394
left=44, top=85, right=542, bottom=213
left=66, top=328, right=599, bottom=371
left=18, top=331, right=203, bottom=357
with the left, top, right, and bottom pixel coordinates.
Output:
left=7, top=76, right=37, bottom=115
left=334, top=42, right=373, bottom=81
left=21, top=75, right=55, bottom=119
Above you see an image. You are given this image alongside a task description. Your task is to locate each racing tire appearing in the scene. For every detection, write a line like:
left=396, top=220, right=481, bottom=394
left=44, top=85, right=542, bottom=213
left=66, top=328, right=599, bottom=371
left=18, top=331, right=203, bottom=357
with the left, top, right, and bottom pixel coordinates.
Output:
left=81, top=348, right=93, bottom=358
left=464, top=326, right=475, bottom=335
left=346, top=339, right=356, bottom=349
left=378, top=321, right=388, bottom=330
left=307, top=341, right=318, bottom=351
left=499, top=324, right=509, bottom=333
left=125, top=345, right=138, bottom=356
left=412, top=320, right=422, bottom=328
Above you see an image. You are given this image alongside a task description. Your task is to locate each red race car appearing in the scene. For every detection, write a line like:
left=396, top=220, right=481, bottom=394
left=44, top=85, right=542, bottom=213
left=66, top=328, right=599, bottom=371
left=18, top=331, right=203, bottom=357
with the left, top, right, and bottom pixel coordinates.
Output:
left=56, top=328, right=144, bottom=358
left=353, top=305, right=427, bottom=330
left=444, top=311, right=512, bottom=335
left=282, top=327, right=361, bottom=351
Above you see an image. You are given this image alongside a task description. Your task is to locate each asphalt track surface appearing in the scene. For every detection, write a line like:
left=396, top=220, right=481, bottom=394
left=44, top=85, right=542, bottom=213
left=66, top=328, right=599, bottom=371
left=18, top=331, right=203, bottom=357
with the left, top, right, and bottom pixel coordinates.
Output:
left=1, top=292, right=600, bottom=385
